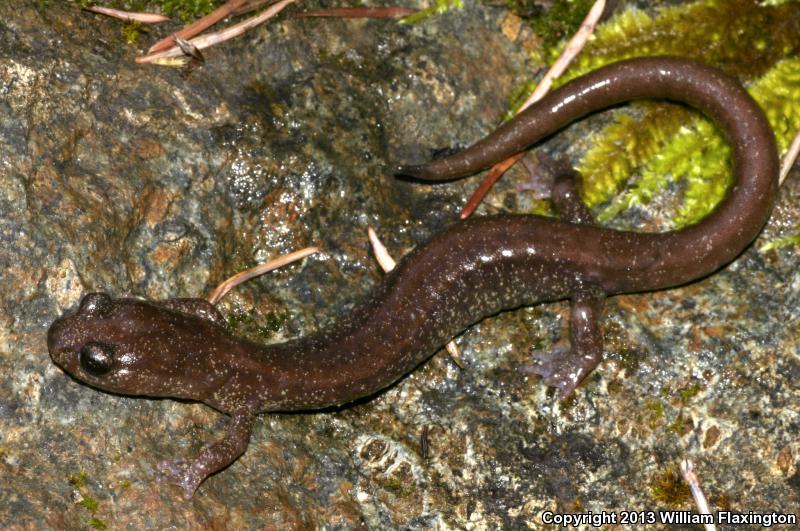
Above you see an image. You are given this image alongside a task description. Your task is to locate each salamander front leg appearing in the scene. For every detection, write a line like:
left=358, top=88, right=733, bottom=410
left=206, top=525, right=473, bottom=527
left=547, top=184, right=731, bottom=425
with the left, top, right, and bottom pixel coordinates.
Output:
left=526, top=289, right=605, bottom=399
left=158, top=409, right=255, bottom=499
left=158, top=298, right=227, bottom=327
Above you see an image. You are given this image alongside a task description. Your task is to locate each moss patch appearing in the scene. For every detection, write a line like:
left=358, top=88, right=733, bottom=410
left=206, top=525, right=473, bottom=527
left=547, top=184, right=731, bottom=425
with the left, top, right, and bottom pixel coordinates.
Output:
left=511, top=0, right=799, bottom=227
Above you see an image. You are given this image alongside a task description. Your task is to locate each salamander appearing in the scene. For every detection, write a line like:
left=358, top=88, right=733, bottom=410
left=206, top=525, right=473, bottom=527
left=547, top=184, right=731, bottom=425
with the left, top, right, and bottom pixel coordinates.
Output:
left=47, top=57, right=779, bottom=499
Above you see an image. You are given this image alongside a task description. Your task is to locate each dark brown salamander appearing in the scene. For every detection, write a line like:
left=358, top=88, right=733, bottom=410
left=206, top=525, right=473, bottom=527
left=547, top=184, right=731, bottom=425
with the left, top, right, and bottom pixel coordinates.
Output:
left=47, top=57, right=778, bottom=499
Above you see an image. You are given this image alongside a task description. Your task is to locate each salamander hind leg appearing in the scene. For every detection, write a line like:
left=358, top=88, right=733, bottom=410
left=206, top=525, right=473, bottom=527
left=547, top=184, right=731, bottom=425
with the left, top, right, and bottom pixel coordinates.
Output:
left=550, top=166, right=595, bottom=225
left=524, top=288, right=605, bottom=399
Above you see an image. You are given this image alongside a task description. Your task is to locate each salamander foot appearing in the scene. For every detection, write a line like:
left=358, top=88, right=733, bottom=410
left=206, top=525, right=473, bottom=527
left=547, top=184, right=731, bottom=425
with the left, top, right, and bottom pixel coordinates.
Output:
left=523, top=344, right=595, bottom=399
left=157, top=458, right=202, bottom=500
left=522, top=289, right=606, bottom=399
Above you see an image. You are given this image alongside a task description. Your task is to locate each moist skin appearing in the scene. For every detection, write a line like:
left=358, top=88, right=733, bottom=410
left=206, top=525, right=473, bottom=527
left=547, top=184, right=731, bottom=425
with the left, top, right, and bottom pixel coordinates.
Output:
left=48, top=57, right=779, bottom=498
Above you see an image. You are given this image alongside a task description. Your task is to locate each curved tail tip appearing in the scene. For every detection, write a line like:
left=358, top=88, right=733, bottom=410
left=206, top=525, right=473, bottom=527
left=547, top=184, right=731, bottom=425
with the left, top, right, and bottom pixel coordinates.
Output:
left=394, top=164, right=424, bottom=179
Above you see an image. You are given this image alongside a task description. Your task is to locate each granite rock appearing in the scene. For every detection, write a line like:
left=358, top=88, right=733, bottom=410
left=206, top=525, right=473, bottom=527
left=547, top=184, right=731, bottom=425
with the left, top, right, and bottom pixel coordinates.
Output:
left=1, top=1, right=798, bottom=529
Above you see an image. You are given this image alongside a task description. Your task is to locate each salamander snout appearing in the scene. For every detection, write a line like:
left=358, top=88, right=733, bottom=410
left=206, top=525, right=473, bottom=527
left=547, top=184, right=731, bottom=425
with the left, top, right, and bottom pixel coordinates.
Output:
left=47, top=314, right=75, bottom=369
left=47, top=293, right=113, bottom=370
left=47, top=319, right=69, bottom=372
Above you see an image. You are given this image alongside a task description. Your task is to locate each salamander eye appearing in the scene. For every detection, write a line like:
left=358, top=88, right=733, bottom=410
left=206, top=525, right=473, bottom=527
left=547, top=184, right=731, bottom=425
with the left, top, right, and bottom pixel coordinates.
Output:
left=79, top=293, right=112, bottom=317
left=79, top=342, right=115, bottom=376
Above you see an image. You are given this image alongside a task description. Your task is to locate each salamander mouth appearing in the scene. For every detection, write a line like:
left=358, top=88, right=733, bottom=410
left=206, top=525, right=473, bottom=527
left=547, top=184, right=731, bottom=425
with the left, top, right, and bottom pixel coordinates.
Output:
left=48, top=346, right=74, bottom=369
left=47, top=316, right=75, bottom=369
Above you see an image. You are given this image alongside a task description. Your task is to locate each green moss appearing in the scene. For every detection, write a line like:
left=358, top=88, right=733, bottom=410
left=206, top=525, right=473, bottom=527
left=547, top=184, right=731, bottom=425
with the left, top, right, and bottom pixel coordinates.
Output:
left=507, top=79, right=540, bottom=118
left=510, top=0, right=799, bottom=225
left=559, top=390, right=578, bottom=411
left=506, top=0, right=595, bottom=53
left=597, top=55, right=800, bottom=226
left=121, top=21, right=150, bottom=44
left=650, top=466, right=691, bottom=505
left=68, top=470, right=87, bottom=488
left=606, top=380, right=623, bottom=395
left=88, top=518, right=108, bottom=530
left=554, top=0, right=798, bottom=81
left=66, top=470, right=109, bottom=527
left=574, top=106, right=691, bottom=208
left=160, top=0, right=220, bottom=21
left=594, top=110, right=730, bottom=224
left=760, top=232, right=800, bottom=251
left=616, top=346, right=642, bottom=372
left=383, top=476, right=404, bottom=491
left=79, top=497, right=100, bottom=512
left=226, top=307, right=288, bottom=339
left=260, top=310, right=288, bottom=334
left=678, top=383, right=702, bottom=404
left=524, top=196, right=557, bottom=218
left=667, top=413, right=694, bottom=435
left=754, top=58, right=800, bottom=154
left=381, top=465, right=417, bottom=497
left=644, top=399, right=665, bottom=428
left=400, top=0, right=464, bottom=25
left=645, top=399, right=664, bottom=417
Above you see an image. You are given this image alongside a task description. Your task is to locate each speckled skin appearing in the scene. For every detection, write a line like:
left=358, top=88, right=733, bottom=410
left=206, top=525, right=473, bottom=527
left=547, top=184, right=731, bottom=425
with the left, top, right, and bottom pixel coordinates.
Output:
left=47, top=57, right=778, bottom=499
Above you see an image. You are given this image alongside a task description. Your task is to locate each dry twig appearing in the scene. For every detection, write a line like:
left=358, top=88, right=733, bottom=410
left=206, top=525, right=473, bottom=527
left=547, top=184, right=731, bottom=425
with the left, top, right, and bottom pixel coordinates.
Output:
left=779, top=127, right=800, bottom=186
left=137, top=0, right=297, bottom=64
left=87, top=6, right=170, bottom=24
left=148, top=0, right=250, bottom=53
left=680, top=459, right=717, bottom=531
left=208, top=246, right=318, bottom=304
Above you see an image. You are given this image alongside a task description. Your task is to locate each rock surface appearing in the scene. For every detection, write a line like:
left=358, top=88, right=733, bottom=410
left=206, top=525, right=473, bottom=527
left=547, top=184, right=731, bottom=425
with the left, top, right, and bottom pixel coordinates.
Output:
left=1, top=1, right=798, bottom=528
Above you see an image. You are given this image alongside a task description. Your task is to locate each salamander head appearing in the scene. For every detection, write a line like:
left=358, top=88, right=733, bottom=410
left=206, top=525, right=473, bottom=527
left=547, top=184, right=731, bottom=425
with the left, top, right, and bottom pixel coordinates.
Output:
left=47, top=292, right=227, bottom=399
